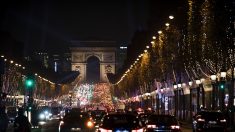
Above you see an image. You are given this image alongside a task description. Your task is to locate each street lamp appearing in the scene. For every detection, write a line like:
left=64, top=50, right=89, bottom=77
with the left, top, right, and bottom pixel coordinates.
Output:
left=189, top=79, right=193, bottom=87
left=220, top=69, right=227, bottom=78
left=177, top=83, right=182, bottom=88
left=178, top=81, right=185, bottom=120
left=195, top=78, right=201, bottom=112
left=220, top=68, right=227, bottom=111
left=196, top=79, right=201, bottom=85
left=210, top=75, right=217, bottom=81
left=211, top=74, right=217, bottom=109
left=173, top=82, right=177, bottom=116
left=189, top=79, right=193, bottom=120
left=165, top=23, right=170, bottom=27
left=169, top=15, right=174, bottom=20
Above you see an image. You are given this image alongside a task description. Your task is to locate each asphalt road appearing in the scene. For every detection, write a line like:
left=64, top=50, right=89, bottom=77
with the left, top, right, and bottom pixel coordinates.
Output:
left=6, top=119, right=193, bottom=132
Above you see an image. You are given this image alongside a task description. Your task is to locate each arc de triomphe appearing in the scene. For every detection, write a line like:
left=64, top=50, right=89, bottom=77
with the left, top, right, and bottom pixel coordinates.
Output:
left=70, top=41, right=116, bottom=83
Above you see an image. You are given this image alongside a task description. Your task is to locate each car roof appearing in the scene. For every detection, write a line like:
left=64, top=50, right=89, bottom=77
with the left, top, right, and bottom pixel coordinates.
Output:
left=151, top=114, right=176, bottom=117
left=197, top=111, right=223, bottom=114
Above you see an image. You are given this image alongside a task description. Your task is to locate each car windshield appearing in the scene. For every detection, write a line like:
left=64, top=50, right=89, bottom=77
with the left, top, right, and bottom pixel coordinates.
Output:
left=51, top=107, right=61, bottom=115
left=102, top=114, right=141, bottom=127
left=91, top=110, right=106, bottom=120
left=63, top=112, right=90, bottom=123
left=148, top=115, right=178, bottom=125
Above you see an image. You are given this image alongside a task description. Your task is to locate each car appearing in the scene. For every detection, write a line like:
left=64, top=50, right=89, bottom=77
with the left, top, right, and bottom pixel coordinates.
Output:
left=59, top=109, right=95, bottom=132
left=90, top=110, right=107, bottom=128
left=37, top=106, right=52, bottom=126
left=6, top=106, right=18, bottom=123
left=145, top=114, right=181, bottom=132
left=97, top=113, right=145, bottom=132
left=192, top=111, right=227, bottom=131
left=137, top=113, right=151, bottom=126
left=51, top=106, right=62, bottom=119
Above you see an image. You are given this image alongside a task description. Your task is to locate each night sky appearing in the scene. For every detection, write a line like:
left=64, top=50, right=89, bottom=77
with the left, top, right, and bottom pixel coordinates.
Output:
left=0, top=0, right=149, bottom=55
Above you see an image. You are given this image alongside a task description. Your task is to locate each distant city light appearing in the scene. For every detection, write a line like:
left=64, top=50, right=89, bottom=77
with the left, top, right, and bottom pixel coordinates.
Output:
left=120, top=46, right=127, bottom=49
left=54, top=62, right=57, bottom=72
left=169, top=15, right=174, bottom=19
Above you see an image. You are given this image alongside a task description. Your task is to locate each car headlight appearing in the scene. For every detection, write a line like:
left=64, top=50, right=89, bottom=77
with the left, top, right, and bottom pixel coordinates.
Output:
left=44, top=111, right=49, bottom=115
left=39, top=113, right=45, bottom=120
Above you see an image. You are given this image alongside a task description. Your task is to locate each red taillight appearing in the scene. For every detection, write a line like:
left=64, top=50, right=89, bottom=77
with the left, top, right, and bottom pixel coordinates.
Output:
left=99, top=128, right=112, bottom=132
left=131, top=128, right=144, bottom=132
left=147, top=125, right=157, bottom=128
left=170, top=125, right=180, bottom=129
left=86, top=121, right=94, bottom=128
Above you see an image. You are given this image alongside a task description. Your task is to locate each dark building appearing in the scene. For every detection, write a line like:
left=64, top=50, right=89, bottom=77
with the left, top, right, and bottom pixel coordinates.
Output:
left=29, top=51, right=71, bottom=73
left=116, top=46, right=127, bottom=72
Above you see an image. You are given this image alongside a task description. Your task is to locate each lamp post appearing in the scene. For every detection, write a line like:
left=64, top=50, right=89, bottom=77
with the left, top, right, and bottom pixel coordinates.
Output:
left=189, top=79, right=193, bottom=120
left=196, top=79, right=201, bottom=112
left=177, top=82, right=182, bottom=119
left=211, top=74, right=217, bottom=109
left=220, top=69, right=227, bottom=111
left=173, top=82, right=177, bottom=117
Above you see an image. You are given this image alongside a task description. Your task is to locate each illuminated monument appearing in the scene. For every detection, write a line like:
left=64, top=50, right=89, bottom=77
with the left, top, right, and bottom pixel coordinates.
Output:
left=70, top=41, right=116, bottom=83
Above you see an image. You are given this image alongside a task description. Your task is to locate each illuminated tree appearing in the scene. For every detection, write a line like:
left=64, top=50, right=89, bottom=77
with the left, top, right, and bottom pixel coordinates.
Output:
left=91, top=83, right=114, bottom=109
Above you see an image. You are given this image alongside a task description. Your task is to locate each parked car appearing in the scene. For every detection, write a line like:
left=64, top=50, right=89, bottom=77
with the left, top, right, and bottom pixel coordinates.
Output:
left=97, top=113, right=145, bottom=132
left=145, top=114, right=181, bottom=132
left=192, top=111, right=227, bottom=132
left=59, top=109, right=95, bottom=132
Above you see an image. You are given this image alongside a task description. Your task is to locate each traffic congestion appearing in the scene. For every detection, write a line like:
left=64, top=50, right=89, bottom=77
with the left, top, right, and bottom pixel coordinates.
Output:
left=0, top=104, right=217, bottom=132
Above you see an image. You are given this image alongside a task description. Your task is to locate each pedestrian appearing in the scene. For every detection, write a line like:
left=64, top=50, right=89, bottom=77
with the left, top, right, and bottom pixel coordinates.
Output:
left=0, top=105, right=9, bottom=132
left=14, top=107, right=31, bottom=132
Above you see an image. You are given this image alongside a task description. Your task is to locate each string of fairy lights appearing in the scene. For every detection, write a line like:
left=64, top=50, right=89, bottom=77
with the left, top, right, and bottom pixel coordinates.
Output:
left=0, top=54, right=55, bottom=85
left=114, top=12, right=233, bottom=103
left=114, top=15, right=174, bottom=86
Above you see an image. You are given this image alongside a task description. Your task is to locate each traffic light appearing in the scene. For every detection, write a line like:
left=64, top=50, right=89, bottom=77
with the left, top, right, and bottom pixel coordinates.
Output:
left=219, top=81, right=225, bottom=89
left=25, top=74, right=35, bottom=89
left=26, top=79, right=34, bottom=87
